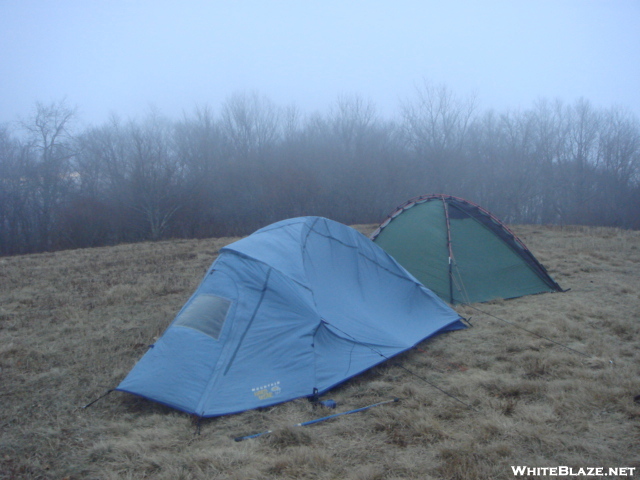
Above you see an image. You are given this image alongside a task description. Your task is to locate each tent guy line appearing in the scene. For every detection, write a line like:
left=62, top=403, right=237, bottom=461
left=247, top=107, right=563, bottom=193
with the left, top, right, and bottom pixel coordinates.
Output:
left=323, top=319, right=476, bottom=411
left=462, top=303, right=590, bottom=358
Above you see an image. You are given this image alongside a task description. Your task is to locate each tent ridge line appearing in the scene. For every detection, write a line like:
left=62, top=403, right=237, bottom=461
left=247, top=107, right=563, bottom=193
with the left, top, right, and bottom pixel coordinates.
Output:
left=222, top=248, right=313, bottom=293
left=308, top=225, right=426, bottom=288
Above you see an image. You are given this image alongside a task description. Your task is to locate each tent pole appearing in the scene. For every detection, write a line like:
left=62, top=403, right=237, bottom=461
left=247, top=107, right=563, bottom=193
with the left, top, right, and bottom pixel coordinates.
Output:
left=234, top=398, right=400, bottom=442
left=441, top=196, right=455, bottom=304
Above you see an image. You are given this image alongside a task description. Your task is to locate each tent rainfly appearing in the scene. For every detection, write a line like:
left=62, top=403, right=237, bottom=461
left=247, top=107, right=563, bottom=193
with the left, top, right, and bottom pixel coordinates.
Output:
left=116, top=217, right=465, bottom=417
left=371, top=194, right=563, bottom=304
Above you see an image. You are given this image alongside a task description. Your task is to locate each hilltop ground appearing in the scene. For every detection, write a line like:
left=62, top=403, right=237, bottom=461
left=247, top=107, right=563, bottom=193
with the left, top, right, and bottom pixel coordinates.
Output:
left=1, top=224, right=639, bottom=479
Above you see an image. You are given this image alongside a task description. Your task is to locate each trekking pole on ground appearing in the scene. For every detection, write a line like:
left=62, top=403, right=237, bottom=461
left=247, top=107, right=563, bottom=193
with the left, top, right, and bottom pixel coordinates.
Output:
left=234, top=398, right=400, bottom=442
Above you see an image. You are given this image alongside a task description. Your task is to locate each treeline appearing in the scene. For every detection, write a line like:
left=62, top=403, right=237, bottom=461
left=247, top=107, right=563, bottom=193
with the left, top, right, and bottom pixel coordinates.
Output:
left=1, top=83, right=639, bottom=255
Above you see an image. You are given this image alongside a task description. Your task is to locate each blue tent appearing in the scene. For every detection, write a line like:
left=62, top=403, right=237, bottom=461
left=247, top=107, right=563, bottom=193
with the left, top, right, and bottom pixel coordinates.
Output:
left=116, top=217, right=464, bottom=417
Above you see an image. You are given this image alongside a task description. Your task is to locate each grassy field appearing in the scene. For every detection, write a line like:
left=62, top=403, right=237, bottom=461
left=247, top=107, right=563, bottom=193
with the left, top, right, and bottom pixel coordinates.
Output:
left=1, top=224, right=639, bottom=479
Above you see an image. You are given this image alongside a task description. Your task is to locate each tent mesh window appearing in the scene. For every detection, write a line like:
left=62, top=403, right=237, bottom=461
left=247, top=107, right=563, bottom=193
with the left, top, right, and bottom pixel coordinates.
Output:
left=173, top=294, right=231, bottom=339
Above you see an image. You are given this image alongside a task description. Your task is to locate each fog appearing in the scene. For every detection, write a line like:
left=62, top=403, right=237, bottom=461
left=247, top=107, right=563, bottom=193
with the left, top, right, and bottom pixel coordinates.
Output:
left=2, top=1, right=640, bottom=255
left=1, top=1, right=639, bottom=125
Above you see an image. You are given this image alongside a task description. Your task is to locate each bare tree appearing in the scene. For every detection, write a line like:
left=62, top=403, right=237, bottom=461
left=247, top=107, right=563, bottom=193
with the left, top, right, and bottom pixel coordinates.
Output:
left=595, top=106, right=640, bottom=226
left=559, top=98, right=601, bottom=224
left=69, top=116, right=133, bottom=246
left=330, top=94, right=377, bottom=156
left=220, top=91, right=281, bottom=162
left=127, top=113, right=182, bottom=240
left=529, top=98, right=570, bottom=223
left=173, top=105, right=229, bottom=236
left=0, top=126, right=32, bottom=253
left=401, top=80, right=477, bottom=192
left=20, top=100, right=77, bottom=250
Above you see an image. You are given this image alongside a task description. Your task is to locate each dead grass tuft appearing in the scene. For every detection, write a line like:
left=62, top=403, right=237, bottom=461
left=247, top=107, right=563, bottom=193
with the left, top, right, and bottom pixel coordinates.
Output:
left=265, top=426, right=314, bottom=450
left=436, top=448, right=495, bottom=480
left=1, top=225, right=640, bottom=478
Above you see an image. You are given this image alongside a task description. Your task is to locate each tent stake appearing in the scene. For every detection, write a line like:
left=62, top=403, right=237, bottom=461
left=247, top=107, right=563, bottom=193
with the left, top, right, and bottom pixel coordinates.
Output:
left=233, top=398, right=400, bottom=442
left=81, top=389, right=114, bottom=409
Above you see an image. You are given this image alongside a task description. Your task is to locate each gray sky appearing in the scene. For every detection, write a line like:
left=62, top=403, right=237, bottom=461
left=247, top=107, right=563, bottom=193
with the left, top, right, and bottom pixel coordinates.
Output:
left=1, top=0, right=639, bottom=127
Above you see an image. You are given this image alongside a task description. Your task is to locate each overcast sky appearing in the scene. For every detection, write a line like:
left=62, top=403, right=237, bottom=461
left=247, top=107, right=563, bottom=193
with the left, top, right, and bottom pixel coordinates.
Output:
left=1, top=0, right=639, bottom=127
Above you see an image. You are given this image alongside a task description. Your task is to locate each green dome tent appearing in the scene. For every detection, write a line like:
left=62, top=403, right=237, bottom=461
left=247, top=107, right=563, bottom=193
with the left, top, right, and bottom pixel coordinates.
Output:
left=371, top=194, right=563, bottom=304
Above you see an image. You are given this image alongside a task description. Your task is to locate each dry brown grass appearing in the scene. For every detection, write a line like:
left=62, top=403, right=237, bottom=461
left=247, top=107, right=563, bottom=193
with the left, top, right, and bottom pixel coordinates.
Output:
left=1, top=224, right=639, bottom=479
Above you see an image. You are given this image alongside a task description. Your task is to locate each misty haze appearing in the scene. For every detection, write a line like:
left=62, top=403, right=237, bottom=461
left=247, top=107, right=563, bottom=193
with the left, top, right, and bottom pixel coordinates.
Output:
left=1, top=84, right=639, bottom=255
left=2, top=1, right=639, bottom=254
